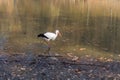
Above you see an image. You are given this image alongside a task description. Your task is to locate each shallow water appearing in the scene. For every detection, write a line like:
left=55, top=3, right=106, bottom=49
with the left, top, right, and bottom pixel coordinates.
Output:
left=0, top=0, right=120, bottom=57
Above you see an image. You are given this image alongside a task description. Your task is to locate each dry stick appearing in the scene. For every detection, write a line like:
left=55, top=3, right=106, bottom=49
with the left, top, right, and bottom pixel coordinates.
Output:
left=60, top=61, right=105, bottom=68
left=37, top=54, right=63, bottom=57
left=47, top=61, right=109, bottom=70
left=37, top=55, right=106, bottom=68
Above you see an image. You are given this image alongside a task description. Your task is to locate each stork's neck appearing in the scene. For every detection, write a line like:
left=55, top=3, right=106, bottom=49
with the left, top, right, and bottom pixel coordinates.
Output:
left=55, top=31, right=59, bottom=37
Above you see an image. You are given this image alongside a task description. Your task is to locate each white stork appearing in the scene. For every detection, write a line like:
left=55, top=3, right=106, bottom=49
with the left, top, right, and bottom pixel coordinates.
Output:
left=37, top=30, right=62, bottom=53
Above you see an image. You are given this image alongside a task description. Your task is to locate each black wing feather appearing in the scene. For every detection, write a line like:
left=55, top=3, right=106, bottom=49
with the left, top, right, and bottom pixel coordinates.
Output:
left=37, top=34, right=49, bottom=39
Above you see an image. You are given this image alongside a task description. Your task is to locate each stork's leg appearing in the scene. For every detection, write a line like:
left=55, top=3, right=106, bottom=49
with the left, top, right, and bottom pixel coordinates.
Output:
left=47, top=42, right=51, bottom=55
left=44, top=40, right=51, bottom=55
left=47, top=46, right=51, bottom=54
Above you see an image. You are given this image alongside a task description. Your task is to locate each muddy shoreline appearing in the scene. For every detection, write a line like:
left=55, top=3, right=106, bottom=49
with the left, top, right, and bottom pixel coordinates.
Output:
left=0, top=53, right=120, bottom=80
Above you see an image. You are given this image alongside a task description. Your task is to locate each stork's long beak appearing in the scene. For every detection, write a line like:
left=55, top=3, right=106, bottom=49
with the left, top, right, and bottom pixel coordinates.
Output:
left=59, top=32, right=62, bottom=37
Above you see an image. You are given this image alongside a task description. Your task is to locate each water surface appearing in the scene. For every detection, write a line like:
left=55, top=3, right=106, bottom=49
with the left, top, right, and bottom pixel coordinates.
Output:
left=0, top=0, right=120, bottom=58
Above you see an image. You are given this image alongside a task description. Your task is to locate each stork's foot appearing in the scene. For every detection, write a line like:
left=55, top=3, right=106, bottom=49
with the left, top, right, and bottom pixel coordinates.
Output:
left=44, top=47, right=51, bottom=55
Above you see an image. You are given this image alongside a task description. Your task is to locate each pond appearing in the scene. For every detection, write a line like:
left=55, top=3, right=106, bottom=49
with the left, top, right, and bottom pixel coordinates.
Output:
left=0, top=0, right=120, bottom=58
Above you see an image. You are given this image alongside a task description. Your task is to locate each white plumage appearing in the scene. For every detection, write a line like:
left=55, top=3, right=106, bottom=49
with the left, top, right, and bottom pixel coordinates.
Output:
left=38, top=30, right=61, bottom=42
left=44, top=31, right=58, bottom=41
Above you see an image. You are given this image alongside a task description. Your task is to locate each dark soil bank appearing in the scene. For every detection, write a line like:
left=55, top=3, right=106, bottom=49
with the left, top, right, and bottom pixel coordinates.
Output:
left=0, top=53, right=120, bottom=80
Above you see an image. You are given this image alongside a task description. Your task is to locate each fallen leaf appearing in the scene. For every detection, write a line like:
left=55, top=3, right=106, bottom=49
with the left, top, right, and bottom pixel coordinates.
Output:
left=72, top=56, right=79, bottom=61
left=118, top=55, right=120, bottom=57
left=67, top=53, right=73, bottom=57
left=79, top=48, right=86, bottom=51
left=74, top=69, right=81, bottom=73
left=21, top=67, right=26, bottom=71
left=106, top=59, right=113, bottom=62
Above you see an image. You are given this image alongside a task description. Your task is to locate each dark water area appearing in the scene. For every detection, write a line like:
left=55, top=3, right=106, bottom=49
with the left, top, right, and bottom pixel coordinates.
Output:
left=0, top=0, right=120, bottom=58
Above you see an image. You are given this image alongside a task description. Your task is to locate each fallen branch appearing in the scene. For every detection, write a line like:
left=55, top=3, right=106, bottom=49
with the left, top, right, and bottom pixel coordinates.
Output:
left=37, top=54, right=63, bottom=57
left=60, top=61, right=105, bottom=68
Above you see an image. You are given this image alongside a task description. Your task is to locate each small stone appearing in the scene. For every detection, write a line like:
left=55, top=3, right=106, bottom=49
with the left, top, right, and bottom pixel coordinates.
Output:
left=21, top=67, right=26, bottom=71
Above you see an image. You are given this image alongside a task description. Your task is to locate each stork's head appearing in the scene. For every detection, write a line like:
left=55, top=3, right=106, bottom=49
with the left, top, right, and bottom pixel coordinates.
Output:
left=56, top=30, right=59, bottom=33
left=56, top=30, right=62, bottom=37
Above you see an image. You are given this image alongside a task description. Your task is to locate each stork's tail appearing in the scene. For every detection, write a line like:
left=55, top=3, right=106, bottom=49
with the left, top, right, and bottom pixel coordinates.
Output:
left=37, top=34, right=43, bottom=37
left=37, top=34, right=49, bottom=39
